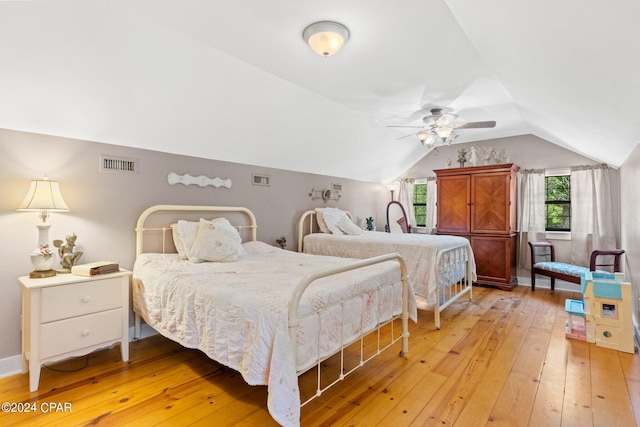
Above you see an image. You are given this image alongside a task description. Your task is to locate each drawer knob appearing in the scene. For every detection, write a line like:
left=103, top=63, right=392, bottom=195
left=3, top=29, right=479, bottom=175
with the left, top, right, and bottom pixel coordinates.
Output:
left=81, top=296, right=91, bottom=303
left=81, top=329, right=90, bottom=337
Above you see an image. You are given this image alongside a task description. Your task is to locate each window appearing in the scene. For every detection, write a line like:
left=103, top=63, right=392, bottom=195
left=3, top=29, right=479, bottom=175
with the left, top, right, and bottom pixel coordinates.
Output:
left=413, top=183, right=427, bottom=227
left=545, top=174, right=571, bottom=231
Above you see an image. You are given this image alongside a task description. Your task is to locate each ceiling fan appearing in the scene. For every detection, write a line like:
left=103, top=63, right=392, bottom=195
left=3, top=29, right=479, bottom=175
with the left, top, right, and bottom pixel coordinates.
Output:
left=388, top=107, right=496, bottom=148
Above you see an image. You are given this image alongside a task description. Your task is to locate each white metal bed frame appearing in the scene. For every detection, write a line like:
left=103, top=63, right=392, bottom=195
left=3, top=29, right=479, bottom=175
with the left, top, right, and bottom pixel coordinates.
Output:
left=297, top=209, right=473, bottom=329
left=132, top=204, right=411, bottom=415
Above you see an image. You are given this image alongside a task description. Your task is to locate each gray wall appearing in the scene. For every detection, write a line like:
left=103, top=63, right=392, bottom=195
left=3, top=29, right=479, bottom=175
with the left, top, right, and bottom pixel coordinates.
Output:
left=0, top=129, right=388, bottom=362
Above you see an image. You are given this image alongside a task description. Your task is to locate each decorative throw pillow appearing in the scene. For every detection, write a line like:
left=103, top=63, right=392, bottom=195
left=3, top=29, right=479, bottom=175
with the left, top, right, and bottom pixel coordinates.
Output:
left=337, top=215, right=363, bottom=235
left=199, top=218, right=246, bottom=256
left=171, top=220, right=200, bottom=259
left=320, top=207, right=347, bottom=235
left=188, top=220, right=243, bottom=262
left=314, top=208, right=331, bottom=233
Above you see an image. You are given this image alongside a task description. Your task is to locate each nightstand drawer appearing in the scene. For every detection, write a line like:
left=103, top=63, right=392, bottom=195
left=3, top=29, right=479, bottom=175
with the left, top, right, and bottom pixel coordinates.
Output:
left=41, top=277, right=123, bottom=322
left=40, top=308, right=123, bottom=359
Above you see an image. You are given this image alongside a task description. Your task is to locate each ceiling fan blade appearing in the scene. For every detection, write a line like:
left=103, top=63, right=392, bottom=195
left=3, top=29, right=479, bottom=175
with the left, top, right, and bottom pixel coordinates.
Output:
left=396, top=132, right=418, bottom=140
left=434, top=112, right=458, bottom=127
left=451, top=120, right=496, bottom=129
left=387, top=125, right=424, bottom=128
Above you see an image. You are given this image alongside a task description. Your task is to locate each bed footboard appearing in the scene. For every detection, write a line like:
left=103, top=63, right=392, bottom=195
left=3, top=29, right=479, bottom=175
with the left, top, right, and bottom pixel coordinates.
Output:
left=433, top=244, right=473, bottom=329
left=288, top=252, right=410, bottom=407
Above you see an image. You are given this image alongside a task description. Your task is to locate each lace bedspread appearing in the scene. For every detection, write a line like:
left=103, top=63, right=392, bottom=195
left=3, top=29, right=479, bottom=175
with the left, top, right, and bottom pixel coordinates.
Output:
left=303, top=231, right=476, bottom=305
left=132, top=241, right=416, bottom=427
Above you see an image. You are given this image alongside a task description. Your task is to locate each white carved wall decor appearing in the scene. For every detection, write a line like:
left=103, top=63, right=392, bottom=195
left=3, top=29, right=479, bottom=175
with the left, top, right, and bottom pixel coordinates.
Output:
left=168, top=172, right=232, bottom=189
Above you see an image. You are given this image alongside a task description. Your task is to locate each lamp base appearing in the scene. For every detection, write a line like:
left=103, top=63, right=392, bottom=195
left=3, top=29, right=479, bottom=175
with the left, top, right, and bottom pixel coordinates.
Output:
left=29, top=269, right=57, bottom=279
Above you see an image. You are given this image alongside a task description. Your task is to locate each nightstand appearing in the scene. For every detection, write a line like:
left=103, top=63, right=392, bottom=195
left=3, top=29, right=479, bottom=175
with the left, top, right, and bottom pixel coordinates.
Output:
left=20, top=270, right=131, bottom=392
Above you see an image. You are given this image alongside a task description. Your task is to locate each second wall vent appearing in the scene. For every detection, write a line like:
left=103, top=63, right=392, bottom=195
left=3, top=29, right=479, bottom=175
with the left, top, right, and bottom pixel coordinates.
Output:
left=252, top=174, right=270, bottom=186
left=100, top=155, right=138, bottom=174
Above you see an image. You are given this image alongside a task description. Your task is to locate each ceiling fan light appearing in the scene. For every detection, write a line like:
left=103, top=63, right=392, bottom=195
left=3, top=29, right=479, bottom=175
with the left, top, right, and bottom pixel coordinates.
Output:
left=445, top=132, right=459, bottom=145
left=436, top=127, right=453, bottom=140
left=303, top=21, right=349, bottom=57
left=417, top=131, right=437, bottom=147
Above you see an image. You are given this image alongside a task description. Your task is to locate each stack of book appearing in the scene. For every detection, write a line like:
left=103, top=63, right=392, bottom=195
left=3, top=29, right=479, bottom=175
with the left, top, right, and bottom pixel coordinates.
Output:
left=71, top=261, right=120, bottom=277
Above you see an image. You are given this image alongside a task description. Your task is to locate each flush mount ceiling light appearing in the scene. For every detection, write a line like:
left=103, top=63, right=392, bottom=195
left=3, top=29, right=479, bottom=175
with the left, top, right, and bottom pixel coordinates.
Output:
left=302, top=21, right=350, bottom=57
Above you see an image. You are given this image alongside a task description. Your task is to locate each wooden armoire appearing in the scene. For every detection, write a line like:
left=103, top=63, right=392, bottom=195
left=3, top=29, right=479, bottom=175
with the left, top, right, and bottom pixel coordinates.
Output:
left=434, top=163, right=519, bottom=290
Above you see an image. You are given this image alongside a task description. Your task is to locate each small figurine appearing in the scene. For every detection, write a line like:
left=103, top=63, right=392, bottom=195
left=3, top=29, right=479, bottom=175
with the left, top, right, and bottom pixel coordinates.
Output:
left=457, top=148, right=467, bottom=167
left=467, top=145, right=480, bottom=166
left=53, top=232, right=83, bottom=273
left=365, top=217, right=375, bottom=231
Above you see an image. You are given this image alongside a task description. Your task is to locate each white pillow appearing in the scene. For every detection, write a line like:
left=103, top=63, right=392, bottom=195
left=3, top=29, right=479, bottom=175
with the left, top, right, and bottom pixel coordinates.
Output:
left=314, top=208, right=331, bottom=234
left=321, top=207, right=348, bottom=235
left=188, top=220, right=244, bottom=262
left=171, top=220, right=200, bottom=259
left=199, top=218, right=246, bottom=256
left=337, top=215, right=363, bottom=235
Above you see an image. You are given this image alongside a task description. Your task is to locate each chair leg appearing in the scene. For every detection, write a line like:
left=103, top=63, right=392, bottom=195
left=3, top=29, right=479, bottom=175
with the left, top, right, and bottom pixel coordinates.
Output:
left=550, top=278, right=555, bottom=291
left=531, top=273, right=536, bottom=291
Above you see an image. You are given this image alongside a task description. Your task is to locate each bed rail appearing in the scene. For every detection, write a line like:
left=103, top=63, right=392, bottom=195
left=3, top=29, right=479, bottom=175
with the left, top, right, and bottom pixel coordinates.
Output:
left=433, top=243, right=473, bottom=329
left=288, top=252, right=410, bottom=405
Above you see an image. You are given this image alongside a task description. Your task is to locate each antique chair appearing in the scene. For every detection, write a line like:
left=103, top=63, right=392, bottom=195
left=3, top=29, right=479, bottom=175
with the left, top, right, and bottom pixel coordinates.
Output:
left=384, top=201, right=411, bottom=233
left=528, top=241, right=624, bottom=291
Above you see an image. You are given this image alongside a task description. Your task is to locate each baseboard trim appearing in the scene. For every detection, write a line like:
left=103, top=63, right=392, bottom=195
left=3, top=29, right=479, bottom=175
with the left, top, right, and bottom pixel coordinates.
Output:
left=0, top=355, right=22, bottom=379
left=515, top=276, right=582, bottom=292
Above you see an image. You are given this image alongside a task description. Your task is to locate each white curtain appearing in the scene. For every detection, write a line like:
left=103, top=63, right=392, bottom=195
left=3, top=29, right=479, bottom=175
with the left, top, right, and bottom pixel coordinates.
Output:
left=517, top=169, right=546, bottom=268
left=397, top=178, right=415, bottom=229
left=570, top=164, right=616, bottom=266
left=425, top=177, right=437, bottom=234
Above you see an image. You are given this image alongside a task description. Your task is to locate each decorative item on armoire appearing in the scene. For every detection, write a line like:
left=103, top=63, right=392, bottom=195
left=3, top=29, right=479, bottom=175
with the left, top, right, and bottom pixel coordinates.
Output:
left=17, top=177, right=70, bottom=278
left=53, top=232, right=83, bottom=273
left=457, top=148, right=467, bottom=167
left=365, top=217, right=375, bottom=231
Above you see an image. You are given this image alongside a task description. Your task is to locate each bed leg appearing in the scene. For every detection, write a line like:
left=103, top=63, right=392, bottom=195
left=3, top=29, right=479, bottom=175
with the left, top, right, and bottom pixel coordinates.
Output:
left=134, top=313, right=141, bottom=340
left=434, top=305, right=441, bottom=330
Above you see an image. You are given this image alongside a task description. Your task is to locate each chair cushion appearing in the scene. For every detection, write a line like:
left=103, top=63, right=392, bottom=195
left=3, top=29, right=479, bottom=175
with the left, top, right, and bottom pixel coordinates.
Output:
left=533, top=262, right=589, bottom=277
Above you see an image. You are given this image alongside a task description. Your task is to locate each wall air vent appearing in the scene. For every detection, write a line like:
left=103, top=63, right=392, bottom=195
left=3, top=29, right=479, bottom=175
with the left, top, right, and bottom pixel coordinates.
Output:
left=252, top=174, right=270, bottom=186
left=100, top=155, right=138, bottom=174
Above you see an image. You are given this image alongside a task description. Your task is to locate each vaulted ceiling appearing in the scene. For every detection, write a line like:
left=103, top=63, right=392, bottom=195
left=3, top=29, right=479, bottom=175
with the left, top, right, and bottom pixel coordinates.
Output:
left=1, top=1, right=639, bottom=183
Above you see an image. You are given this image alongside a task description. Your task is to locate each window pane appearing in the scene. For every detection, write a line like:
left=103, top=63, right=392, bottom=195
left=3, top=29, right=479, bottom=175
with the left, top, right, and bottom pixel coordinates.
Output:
left=414, top=205, right=426, bottom=227
left=413, top=183, right=427, bottom=227
left=413, top=184, right=427, bottom=204
left=545, top=175, right=571, bottom=231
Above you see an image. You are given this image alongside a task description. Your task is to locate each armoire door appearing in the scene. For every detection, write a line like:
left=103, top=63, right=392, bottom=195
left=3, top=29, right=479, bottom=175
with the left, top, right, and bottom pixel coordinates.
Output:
left=471, top=172, right=512, bottom=234
left=436, top=175, right=470, bottom=233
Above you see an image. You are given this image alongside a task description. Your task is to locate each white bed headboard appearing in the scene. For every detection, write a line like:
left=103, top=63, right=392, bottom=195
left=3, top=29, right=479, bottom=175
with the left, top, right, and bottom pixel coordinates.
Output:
left=135, top=204, right=258, bottom=256
left=296, top=209, right=352, bottom=253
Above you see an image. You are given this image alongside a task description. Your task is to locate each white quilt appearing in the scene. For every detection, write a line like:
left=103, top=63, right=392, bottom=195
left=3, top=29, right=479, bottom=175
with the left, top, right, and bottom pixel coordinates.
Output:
left=132, top=241, right=416, bottom=427
left=303, top=231, right=477, bottom=305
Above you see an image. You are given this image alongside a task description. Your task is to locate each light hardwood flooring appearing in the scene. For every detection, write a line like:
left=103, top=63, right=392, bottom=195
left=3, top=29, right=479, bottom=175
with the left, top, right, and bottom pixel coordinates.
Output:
left=2, top=285, right=639, bottom=426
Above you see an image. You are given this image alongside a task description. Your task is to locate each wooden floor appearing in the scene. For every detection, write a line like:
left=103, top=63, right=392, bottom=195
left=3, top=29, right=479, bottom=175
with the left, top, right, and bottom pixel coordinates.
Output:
left=2, top=285, right=640, bottom=426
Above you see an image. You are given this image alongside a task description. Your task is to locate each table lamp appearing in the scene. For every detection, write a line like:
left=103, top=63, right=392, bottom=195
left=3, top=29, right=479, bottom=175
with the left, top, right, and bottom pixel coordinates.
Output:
left=18, top=177, right=69, bottom=278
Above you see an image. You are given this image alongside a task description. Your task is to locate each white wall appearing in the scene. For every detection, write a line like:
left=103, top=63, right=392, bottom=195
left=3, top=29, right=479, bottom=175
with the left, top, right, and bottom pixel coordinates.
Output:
left=0, top=129, right=388, bottom=367
left=619, top=144, right=640, bottom=339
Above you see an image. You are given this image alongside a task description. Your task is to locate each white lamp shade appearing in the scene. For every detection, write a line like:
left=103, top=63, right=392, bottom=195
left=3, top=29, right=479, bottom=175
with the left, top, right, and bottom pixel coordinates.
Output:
left=303, top=21, right=350, bottom=57
left=18, top=179, right=69, bottom=211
